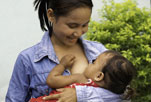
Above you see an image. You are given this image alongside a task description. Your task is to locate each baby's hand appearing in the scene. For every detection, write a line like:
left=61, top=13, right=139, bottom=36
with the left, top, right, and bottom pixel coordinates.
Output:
left=60, top=54, right=76, bottom=68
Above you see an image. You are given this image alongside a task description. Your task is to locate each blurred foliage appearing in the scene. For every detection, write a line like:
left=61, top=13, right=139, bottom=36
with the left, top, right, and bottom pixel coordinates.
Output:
left=86, top=0, right=151, bottom=101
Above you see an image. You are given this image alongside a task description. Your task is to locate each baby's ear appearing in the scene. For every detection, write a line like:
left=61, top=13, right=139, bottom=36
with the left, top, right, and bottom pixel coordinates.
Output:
left=94, top=72, right=104, bottom=82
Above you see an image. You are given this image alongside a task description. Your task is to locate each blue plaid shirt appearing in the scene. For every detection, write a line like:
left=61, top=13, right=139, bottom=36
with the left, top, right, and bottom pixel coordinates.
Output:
left=76, top=86, right=122, bottom=102
left=6, top=31, right=121, bottom=102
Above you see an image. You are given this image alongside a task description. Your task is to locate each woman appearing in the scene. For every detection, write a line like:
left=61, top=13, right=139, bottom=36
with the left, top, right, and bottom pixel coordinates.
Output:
left=6, top=0, right=108, bottom=101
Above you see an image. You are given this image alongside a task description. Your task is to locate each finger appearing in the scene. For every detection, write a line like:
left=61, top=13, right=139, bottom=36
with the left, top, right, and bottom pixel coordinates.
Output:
left=43, top=94, right=60, bottom=100
left=70, top=57, right=76, bottom=63
left=69, top=60, right=74, bottom=65
left=57, top=94, right=72, bottom=102
left=71, top=55, right=76, bottom=60
left=57, top=97, right=66, bottom=102
left=56, top=88, right=65, bottom=92
left=68, top=55, right=75, bottom=59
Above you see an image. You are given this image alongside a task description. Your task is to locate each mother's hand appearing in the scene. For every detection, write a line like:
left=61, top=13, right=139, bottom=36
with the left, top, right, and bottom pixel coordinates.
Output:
left=43, top=88, right=77, bottom=102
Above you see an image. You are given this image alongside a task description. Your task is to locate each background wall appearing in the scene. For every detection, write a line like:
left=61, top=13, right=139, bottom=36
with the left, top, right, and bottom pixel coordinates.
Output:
left=0, top=0, right=150, bottom=101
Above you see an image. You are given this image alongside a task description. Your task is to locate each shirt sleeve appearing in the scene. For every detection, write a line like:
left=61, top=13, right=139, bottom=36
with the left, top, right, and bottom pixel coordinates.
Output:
left=75, top=86, right=104, bottom=102
left=6, top=54, right=31, bottom=102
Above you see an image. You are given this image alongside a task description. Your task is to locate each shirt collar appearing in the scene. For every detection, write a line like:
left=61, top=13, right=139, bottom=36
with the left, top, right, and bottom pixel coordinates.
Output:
left=34, top=31, right=59, bottom=63
left=80, top=37, right=101, bottom=63
left=34, top=32, right=101, bottom=63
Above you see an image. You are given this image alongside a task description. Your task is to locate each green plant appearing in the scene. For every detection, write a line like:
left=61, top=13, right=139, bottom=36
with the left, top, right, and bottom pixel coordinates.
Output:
left=86, top=0, right=151, bottom=101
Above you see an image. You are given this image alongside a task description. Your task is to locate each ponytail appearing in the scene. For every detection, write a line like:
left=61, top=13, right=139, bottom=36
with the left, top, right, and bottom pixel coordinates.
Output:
left=34, top=0, right=52, bottom=33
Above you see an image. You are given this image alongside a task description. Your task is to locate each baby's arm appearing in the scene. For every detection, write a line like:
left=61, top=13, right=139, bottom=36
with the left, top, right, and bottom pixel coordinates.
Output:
left=46, top=54, right=85, bottom=88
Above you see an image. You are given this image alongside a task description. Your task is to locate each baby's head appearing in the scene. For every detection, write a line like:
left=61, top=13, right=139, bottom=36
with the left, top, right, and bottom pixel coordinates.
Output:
left=84, top=50, right=136, bottom=94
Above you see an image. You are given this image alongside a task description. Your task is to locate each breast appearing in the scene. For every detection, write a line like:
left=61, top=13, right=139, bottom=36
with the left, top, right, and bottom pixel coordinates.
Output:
left=54, top=42, right=89, bottom=74
left=70, top=55, right=88, bottom=74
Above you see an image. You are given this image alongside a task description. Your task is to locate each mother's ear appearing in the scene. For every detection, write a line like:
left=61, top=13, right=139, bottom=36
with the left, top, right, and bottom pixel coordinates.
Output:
left=47, top=8, right=55, bottom=23
left=94, top=72, right=104, bottom=82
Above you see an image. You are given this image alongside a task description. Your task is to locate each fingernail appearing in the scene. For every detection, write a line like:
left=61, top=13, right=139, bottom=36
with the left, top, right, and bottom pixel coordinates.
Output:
left=42, top=97, right=46, bottom=100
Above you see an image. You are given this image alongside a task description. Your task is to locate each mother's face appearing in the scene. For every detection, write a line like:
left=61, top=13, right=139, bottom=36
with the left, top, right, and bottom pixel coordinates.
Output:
left=48, top=7, right=92, bottom=46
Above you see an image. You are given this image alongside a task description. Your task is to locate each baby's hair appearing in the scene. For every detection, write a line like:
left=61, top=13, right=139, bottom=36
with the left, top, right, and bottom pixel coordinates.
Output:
left=33, top=0, right=93, bottom=35
left=102, top=50, right=136, bottom=98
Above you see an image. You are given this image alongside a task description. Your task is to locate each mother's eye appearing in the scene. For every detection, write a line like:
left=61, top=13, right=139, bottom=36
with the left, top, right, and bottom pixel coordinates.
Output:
left=67, top=23, right=79, bottom=28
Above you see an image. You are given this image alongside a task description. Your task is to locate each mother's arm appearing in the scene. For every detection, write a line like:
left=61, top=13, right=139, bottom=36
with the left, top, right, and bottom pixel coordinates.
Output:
left=76, top=86, right=127, bottom=102
left=6, top=54, right=31, bottom=102
left=43, top=86, right=127, bottom=102
left=43, top=86, right=103, bottom=102
left=43, top=88, right=77, bottom=102
left=75, top=86, right=103, bottom=102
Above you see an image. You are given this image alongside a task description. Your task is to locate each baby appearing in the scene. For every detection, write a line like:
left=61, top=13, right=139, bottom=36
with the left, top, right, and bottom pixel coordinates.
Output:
left=30, top=50, right=136, bottom=102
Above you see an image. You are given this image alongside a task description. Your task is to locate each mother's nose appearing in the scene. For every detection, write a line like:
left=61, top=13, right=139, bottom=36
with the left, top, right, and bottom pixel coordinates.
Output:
left=74, top=29, right=85, bottom=37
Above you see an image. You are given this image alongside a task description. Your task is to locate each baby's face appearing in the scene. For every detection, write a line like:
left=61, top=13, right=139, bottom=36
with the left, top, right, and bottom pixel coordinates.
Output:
left=84, top=52, right=113, bottom=80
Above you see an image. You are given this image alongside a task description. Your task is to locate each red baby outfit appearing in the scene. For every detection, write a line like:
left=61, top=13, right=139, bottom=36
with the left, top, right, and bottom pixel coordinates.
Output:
left=30, top=79, right=98, bottom=102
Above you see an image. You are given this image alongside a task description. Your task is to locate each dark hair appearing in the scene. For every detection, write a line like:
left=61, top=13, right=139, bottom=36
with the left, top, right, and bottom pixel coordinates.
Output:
left=102, top=50, right=136, bottom=97
left=34, top=0, right=93, bottom=36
